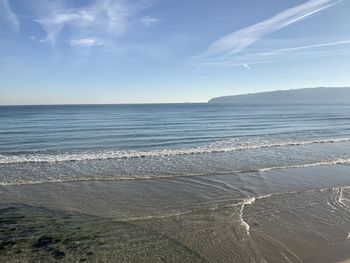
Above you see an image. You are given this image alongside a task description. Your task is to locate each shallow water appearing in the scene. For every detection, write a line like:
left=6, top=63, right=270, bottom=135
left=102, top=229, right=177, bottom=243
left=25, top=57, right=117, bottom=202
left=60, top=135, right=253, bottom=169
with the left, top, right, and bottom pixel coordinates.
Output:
left=0, top=204, right=205, bottom=263
left=1, top=165, right=350, bottom=262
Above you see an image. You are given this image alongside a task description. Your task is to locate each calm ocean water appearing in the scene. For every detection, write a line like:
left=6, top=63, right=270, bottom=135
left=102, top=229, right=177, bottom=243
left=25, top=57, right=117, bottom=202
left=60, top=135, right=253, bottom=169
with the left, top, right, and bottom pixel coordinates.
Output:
left=1, top=103, right=350, bottom=185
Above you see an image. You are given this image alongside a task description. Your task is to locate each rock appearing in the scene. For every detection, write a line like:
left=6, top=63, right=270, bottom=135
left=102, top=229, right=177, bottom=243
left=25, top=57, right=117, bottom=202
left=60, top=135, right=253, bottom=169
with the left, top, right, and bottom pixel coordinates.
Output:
left=33, top=235, right=54, bottom=248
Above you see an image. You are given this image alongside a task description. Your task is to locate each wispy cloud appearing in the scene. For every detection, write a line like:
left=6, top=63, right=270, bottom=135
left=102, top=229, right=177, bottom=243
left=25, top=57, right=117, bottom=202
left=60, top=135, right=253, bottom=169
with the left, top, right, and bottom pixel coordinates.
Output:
left=140, top=16, right=160, bottom=27
left=197, top=0, right=341, bottom=62
left=35, top=9, right=95, bottom=44
left=248, top=39, right=350, bottom=66
left=70, top=38, right=104, bottom=47
left=261, top=40, right=350, bottom=55
left=28, top=0, right=154, bottom=46
left=241, top=63, right=251, bottom=70
left=0, top=0, right=20, bottom=33
left=195, top=39, right=350, bottom=69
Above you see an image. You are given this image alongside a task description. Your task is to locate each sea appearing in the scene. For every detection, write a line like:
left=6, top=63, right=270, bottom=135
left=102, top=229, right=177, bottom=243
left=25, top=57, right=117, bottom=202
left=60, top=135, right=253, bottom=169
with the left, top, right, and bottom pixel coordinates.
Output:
left=1, top=103, right=350, bottom=185
left=1, top=103, right=350, bottom=262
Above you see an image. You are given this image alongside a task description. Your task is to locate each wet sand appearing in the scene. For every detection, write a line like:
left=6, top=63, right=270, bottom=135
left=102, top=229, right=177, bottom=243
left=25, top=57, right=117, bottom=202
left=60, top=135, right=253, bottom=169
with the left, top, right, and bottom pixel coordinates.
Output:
left=1, top=165, right=350, bottom=262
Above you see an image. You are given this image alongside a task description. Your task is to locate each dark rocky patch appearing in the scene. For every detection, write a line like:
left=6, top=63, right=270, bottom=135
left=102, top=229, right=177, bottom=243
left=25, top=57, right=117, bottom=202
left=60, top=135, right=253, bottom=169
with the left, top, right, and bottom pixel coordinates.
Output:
left=33, top=235, right=54, bottom=248
left=52, top=249, right=65, bottom=259
left=0, top=240, right=15, bottom=251
left=0, top=203, right=205, bottom=262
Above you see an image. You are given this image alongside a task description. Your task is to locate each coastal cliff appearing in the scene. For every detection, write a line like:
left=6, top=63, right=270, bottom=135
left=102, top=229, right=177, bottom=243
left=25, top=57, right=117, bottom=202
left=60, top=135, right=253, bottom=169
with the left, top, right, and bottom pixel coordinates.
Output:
left=208, top=87, right=350, bottom=104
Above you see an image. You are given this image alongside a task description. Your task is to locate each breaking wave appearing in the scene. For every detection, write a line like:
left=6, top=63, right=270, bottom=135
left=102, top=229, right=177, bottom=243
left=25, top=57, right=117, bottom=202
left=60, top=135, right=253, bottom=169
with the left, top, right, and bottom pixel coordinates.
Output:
left=1, top=137, right=350, bottom=164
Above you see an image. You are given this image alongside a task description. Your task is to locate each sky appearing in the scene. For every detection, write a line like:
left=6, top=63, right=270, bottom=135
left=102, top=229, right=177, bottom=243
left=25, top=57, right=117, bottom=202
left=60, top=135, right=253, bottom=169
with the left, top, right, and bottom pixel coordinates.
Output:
left=0, top=0, right=349, bottom=105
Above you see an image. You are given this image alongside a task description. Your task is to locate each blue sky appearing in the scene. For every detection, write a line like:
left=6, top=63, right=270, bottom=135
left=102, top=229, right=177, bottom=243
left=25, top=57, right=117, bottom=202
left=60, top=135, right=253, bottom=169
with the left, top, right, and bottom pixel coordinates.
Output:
left=0, top=0, right=349, bottom=104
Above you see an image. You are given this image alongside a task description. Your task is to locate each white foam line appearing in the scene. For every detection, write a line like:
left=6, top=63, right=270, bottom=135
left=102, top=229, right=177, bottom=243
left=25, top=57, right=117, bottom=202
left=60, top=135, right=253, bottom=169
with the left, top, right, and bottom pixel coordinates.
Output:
left=339, top=187, right=346, bottom=207
left=2, top=158, right=350, bottom=186
left=102, top=201, right=247, bottom=222
left=257, top=189, right=318, bottom=200
left=1, top=137, right=350, bottom=164
left=336, top=186, right=350, bottom=209
left=256, top=193, right=274, bottom=200
left=259, top=159, right=350, bottom=172
left=239, top=197, right=256, bottom=235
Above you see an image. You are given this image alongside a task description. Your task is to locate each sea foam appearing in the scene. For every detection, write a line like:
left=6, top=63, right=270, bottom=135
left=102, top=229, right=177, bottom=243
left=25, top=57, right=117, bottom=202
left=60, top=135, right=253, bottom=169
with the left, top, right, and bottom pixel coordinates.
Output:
left=1, top=137, right=350, bottom=164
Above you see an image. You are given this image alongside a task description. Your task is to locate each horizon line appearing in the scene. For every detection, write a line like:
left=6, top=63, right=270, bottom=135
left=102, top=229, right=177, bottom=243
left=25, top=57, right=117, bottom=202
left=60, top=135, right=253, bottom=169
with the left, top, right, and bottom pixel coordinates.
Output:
left=2, top=87, right=350, bottom=107
left=0, top=102, right=207, bottom=107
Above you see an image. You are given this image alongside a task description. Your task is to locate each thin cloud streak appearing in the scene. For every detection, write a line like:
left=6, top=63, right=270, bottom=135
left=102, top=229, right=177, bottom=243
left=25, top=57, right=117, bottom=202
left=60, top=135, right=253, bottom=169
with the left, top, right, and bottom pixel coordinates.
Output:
left=263, top=40, right=350, bottom=54
left=140, top=16, right=160, bottom=27
left=197, top=0, right=341, bottom=61
left=241, top=63, right=251, bottom=70
left=0, top=0, right=20, bottom=33
left=70, top=38, right=104, bottom=47
left=193, top=39, right=350, bottom=69
left=196, top=48, right=350, bottom=69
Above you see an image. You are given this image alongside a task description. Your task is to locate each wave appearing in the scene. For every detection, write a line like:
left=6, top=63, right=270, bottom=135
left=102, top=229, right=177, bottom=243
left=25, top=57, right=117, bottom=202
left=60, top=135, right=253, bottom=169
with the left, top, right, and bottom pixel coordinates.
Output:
left=1, top=158, right=350, bottom=186
left=258, top=158, right=350, bottom=172
left=1, top=137, right=350, bottom=164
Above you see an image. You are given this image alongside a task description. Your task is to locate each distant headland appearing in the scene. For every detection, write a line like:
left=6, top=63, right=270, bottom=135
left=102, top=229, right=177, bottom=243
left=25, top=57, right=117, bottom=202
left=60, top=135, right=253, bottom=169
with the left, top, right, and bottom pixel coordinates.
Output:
left=208, top=87, right=350, bottom=104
